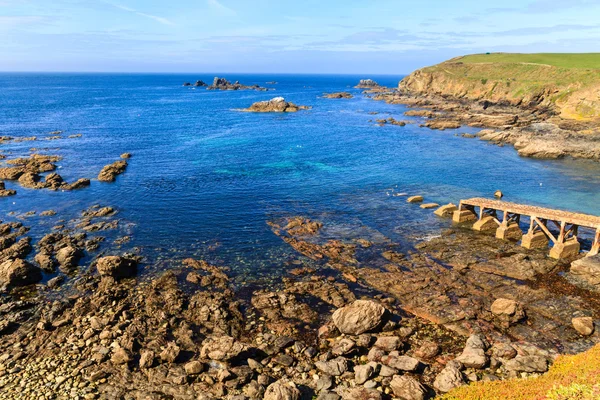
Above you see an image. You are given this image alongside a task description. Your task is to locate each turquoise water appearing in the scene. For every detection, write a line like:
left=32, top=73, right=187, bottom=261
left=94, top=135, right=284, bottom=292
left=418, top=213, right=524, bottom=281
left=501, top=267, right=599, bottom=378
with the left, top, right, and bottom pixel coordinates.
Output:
left=1, top=73, right=599, bottom=279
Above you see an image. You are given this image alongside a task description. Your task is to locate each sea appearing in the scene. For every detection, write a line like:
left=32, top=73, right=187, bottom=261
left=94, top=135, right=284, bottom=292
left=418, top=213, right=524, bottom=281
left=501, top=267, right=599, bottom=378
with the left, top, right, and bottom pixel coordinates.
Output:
left=1, top=73, right=599, bottom=283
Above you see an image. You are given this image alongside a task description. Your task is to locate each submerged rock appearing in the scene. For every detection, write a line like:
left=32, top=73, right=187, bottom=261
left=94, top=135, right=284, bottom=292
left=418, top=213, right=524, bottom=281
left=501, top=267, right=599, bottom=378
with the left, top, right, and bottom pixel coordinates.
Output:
left=243, top=97, right=310, bottom=113
left=98, top=160, right=128, bottom=182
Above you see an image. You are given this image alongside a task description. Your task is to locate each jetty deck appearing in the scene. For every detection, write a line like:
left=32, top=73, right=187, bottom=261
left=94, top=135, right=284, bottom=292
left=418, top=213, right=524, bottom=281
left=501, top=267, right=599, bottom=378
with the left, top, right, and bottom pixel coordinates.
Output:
left=453, top=197, right=600, bottom=258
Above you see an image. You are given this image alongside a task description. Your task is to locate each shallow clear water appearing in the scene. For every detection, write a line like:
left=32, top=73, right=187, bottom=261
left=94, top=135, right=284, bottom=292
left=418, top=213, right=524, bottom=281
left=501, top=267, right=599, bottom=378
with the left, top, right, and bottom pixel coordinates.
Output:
left=1, top=73, right=599, bottom=279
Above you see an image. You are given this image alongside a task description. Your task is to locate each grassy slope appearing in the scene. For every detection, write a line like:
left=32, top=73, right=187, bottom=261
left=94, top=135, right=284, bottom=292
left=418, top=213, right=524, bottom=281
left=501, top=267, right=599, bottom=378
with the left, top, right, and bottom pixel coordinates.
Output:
left=442, top=344, right=600, bottom=400
left=457, top=53, right=600, bottom=69
left=400, top=53, right=600, bottom=120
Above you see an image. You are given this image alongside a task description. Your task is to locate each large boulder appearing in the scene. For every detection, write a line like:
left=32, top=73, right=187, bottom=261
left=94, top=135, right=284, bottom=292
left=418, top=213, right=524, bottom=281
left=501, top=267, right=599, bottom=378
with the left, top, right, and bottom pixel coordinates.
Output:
left=264, top=379, right=301, bottom=400
left=0, top=259, right=42, bottom=288
left=55, top=246, right=81, bottom=270
left=503, top=356, right=548, bottom=373
left=332, top=300, right=387, bottom=335
left=96, top=256, right=137, bottom=279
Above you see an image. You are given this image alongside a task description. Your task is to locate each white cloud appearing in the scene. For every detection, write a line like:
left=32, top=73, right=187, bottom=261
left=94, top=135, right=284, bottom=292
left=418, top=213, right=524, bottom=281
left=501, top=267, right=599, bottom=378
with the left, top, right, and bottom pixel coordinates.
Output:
left=207, top=0, right=236, bottom=16
left=112, top=3, right=174, bottom=26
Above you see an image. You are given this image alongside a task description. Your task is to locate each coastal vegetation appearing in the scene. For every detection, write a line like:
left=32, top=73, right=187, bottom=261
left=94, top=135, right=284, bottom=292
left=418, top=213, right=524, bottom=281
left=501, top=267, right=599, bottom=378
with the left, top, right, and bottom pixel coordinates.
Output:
left=400, top=53, right=600, bottom=120
left=443, top=343, right=600, bottom=400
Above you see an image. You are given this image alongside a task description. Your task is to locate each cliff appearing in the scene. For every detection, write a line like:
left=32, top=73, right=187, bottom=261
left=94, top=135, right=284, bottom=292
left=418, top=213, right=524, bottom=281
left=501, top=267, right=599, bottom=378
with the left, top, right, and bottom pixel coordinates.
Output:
left=400, top=53, right=600, bottom=121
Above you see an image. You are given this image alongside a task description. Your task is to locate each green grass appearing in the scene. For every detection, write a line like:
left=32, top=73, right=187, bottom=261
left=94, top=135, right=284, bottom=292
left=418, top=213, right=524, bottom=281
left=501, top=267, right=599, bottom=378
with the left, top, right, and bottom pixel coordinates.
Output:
left=455, top=53, right=600, bottom=69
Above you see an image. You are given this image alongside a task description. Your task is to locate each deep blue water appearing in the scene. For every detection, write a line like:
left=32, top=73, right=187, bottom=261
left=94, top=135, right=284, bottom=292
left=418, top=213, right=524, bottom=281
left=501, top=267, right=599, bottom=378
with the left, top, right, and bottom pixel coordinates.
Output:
left=1, top=73, right=599, bottom=280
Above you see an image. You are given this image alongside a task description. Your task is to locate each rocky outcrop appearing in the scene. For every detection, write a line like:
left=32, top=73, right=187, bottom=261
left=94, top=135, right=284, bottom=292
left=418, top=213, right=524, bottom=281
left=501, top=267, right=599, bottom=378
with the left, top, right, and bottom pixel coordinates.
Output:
left=324, top=92, right=353, bottom=99
left=355, top=79, right=380, bottom=89
left=243, top=97, right=310, bottom=113
left=98, top=160, right=128, bottom=182
left=207, top=77, right=267, bottom=91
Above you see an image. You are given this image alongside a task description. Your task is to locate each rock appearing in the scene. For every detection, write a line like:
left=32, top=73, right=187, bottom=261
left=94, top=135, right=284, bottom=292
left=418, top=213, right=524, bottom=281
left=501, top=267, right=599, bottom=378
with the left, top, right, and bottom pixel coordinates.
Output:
left=332, top=338, right=356, bottom=356
left=139, top=350, right=155, bottom=369
left=184, top=360, right=204, bottom=375
left=570, top=255, right=600, bottom=287
left=355, top=79, right=380, bottom=88
left=55, top=246, right=81, bottom=270
left=414, top=341, right=440, bottom=359
left=390, top=375, right=428, bottom=400
left=420, top=203, right=439, bottom=209
left=491, top=343, right=517, bottom=359
left=264, top=379, right=301, bottom=400
left=160, top=342, right=181, bottom=363
left=340, top=387, right=382, bottom=400
left=373, top=336, right=401, bottom=352
left=120, top=153, right=131, bottom=159
left=96, top=256, right=137, bottom=279
left=353, top=364, right=374, bottom=385
left=315, top=357, right=348, bottom=376
left=111, top=347, right=131, bottom=365
left=0, top=259, right=42, bottom=288
left=316, top=374, right=333, bottom=392
left=503, top=356, right=548, bottom=373
left=381, top=355, right=420, bottom=372
left=35, top=252, right=55, bottom=272
left=200, top=336, right=246, bottom=361
left=244, top=97, right=310, bottom=113
left=491, top=298, right=525, bottom=324
left=183, top=82, right=191, bottom=86
left=433, top=365, right=465, bottom=393
left=456, top=347, right=487, bottom=369
left=407, top=196, right=424, bottom=203
left=98, top=160, right=128, bottom=182
left=572, top=317, right=595, bottom=336
left=324, top=92, right=353, bottom=99
left=317, top=392, right=340, bottom=400
left=194, top=80, right=207, bottom=87
left=494, top=190, right=503, bottom=198
left=332, top=300, right=386, bottom=335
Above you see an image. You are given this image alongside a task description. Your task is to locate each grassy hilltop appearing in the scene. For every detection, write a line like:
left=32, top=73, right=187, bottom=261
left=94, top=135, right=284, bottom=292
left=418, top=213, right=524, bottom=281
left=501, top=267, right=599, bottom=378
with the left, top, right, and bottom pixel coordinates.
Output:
left=400, top=53, right=600, bottom=121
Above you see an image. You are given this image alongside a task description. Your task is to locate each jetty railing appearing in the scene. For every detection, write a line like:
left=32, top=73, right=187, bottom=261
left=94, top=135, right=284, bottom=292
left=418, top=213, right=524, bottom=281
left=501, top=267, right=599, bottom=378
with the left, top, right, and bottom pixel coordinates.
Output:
left=452, top=197, right=600, bottom=259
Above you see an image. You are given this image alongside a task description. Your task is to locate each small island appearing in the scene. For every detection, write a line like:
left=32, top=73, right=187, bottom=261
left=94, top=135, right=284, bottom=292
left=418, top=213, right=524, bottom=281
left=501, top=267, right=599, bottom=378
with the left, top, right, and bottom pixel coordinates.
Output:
left=242, top=97, right=310, bottom=113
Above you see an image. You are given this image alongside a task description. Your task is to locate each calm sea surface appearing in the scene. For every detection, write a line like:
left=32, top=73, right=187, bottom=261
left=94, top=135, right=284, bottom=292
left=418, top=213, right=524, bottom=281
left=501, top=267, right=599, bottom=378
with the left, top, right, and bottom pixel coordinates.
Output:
left=1, top=73, right=599, bottom=281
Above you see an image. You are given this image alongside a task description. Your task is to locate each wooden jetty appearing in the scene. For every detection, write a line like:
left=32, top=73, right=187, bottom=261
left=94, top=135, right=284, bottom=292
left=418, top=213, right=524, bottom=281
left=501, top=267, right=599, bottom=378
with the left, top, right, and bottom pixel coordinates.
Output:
left=453, top=197, right=600, bottom=259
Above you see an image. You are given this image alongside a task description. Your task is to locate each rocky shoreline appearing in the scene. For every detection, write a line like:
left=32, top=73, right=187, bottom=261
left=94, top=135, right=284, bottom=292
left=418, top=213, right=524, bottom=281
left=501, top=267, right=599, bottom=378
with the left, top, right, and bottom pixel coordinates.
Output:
left=365, top=82, right=600, bottom=161
left=0, top=203, right=598, bottom=399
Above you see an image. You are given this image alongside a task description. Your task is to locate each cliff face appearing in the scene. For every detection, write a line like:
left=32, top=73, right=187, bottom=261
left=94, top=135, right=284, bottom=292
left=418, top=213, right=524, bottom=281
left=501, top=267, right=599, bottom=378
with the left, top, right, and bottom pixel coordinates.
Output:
left=399, top=59, right=600, bottom=121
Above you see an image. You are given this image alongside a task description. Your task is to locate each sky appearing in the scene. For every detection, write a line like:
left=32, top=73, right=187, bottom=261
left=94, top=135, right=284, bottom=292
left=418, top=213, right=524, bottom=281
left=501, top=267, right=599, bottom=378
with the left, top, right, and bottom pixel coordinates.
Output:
left=1, top=0, right=600, bottom=73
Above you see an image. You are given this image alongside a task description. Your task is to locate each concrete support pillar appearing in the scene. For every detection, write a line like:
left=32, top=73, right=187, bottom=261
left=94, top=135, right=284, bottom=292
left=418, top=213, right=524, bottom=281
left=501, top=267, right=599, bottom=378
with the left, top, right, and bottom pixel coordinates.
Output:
left=496, top=222, right=523, bottom=241
left=521, top=231, right=549, bottom=250
left=590, top=229, right=600, bottom=256
left=453, top=209, right=477, bottom=223
left=549, top=238, right=581, bottom=259
left=473, top=216, right=498, bottom=232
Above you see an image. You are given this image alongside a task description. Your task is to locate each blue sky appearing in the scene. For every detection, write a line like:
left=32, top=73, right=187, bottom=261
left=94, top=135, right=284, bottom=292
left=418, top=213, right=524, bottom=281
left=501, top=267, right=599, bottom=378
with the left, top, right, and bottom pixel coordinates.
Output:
left=1, top=0, right=600, bottom=73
